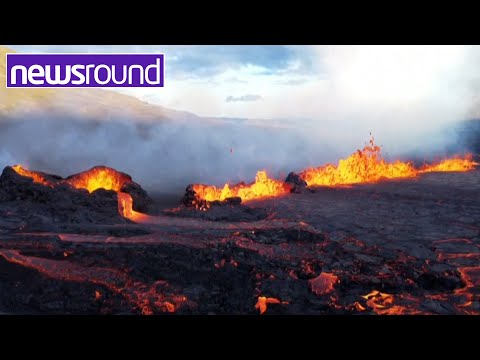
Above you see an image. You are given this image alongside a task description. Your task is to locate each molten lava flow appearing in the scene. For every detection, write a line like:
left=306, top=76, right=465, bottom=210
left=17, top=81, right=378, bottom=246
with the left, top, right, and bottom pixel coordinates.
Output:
left=454, top=267, right=480, bottom=314
left=361, top=290, right=409, bottom=315
left=66, top=167, right=131, bottom=193
left=308, top=272, right=339, bottom=296
left=192, top=170, right=291, bottom=202
left=164, top=301, right=176, bottom=313
left=12, top=165, right=52, bottom=187
left=118, top=192, right=134, bottom=218
left=255, top=296, right=282, bottom=314
left=300, top=137, right=418, bottom=187
left=117, top=192, right=149, bottom=222
left=420, top=154, right=479, bottom=173
left=67, top=168, right=151, bottom=222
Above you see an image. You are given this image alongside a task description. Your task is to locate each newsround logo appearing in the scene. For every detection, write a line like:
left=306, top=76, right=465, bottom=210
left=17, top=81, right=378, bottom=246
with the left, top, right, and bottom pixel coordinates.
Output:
left=5, top=53, right=164, bottom=88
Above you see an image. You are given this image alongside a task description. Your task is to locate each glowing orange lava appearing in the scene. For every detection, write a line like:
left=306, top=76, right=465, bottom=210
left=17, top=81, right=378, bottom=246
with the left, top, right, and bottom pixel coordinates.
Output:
left=12, top=165, right=53, bottom=187
left=117, top=192, right=149, bottom=222
left=65, top=167, right=131, bottom=193
left=361, top=290, right=410, bottom=315
left=420, top=154, right=478, bottom=173
left=300, top=138, right=417, bottom=187
left=300, top=138, right=477, bottom=187
left=255, top=296, right=282, bottom=314
left=164, top=301, right=176, bottom=313
left=454, top=267, right=480, bottom=315
left=191, top=137, right=477, bottom=202
left=308, top=272, right=339, bottom=296
left=192, top=170, right=291, bottom=202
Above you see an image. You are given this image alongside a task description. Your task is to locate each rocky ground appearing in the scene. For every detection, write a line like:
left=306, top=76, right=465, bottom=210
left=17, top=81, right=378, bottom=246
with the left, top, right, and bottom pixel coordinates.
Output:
left=0, top=169, right=479, bottom=315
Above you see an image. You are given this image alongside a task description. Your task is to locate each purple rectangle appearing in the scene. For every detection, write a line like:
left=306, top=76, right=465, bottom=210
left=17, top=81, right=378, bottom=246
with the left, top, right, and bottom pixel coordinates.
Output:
left=5, top=53, right=164, bottom=88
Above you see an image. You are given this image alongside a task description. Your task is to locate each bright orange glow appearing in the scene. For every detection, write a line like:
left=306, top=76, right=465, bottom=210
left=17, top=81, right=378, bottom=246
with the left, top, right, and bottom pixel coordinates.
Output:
left=164, top=301, right=176, bottom=313
left=309, top=272, right=339, bottom=296
left=255, top=296, right=282, bottom=314
left=361, top=290, right=408, bottom=315
left=454, top=267, right=480, bottom=314
left=420, top=154, right=478, bottom=173
left=66, top=167, right=131, bottom=193
left=300, top=137, right=418, bottom=187
left=301, top=138, right=477, bottom=187
left=191, top=137, right=478, bottom=202
left=117, top=192, right=149, bottom=222
left=192, top=170, right=291, bottom=202
left=354, top=302, right=366, bottom=311
left=12, top=165, right=52, bottom=187
left=11, top=165, right=148, bottom=222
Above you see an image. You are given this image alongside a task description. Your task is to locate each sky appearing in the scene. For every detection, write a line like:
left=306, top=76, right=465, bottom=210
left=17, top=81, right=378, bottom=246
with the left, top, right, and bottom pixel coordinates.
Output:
left=9, top=45, right=480, bottom=122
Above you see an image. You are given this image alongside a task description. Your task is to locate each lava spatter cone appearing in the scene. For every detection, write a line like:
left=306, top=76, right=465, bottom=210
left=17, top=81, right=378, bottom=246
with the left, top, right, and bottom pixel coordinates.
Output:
left=2, top=165, right=153, bottom=223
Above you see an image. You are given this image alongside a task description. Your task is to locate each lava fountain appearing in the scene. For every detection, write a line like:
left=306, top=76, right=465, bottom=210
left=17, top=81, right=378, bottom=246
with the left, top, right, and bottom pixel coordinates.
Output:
left=299, top=137, right=418, bottom=186
left=65, top=166, right=131, bottom=193
left=188, top=136, right=478, bottom=203
left=299, top=137, right=478, bottom=187
left=192, top=170, right=292, bottom=203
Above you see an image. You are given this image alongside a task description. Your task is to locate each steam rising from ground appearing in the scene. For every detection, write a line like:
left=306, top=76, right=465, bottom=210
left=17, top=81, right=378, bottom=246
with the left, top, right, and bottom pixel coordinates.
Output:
left=0, top=112, right=315, bottom=193
left=1, top=45, right=479, bottom=194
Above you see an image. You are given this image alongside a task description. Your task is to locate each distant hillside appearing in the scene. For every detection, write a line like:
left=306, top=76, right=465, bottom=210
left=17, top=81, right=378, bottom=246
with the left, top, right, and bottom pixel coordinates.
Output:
left=0, top=46, right=199, bottom=123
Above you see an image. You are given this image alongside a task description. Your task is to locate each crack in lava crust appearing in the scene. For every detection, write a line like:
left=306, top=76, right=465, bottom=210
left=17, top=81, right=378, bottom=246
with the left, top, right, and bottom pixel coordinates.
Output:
left=0, top=249, right=188, bottom=314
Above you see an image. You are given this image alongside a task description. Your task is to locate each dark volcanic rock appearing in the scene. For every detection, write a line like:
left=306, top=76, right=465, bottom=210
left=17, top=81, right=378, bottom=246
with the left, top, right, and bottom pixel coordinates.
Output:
left=182, top=185, right=243, bottom=209
left=417, top=271, right=465, bottom=291
left=285, top=172, right=308, bottom=193
left=121, top=181, right=154, bottom=214
left=182, top=184, right=203, bottom=207
left=246, top=228, right=325, bottom=244
left=297, top=260, right=323, bottom=280
left=65, top=165, right=154, bottom=214
left=164, top=202, right=268, bottom=222
left=224, top=197, right=242, bottom=205
left=0, top=166, right=128, bottom=226
left=210, top=197, right=243, bottom=207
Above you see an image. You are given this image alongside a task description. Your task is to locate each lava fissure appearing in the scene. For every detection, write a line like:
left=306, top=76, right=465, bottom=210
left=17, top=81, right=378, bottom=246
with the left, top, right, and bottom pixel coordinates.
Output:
left=186, top=137, right=478, bottom=204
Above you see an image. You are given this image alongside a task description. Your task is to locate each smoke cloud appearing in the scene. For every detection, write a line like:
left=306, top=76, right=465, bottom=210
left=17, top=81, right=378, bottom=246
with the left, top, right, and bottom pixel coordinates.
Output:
left=0, top=108, right=314, bottom=194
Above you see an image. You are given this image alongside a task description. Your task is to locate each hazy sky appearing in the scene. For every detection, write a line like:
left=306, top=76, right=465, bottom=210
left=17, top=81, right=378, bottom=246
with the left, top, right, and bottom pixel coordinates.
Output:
left=9, top=45, right=480, bottom=121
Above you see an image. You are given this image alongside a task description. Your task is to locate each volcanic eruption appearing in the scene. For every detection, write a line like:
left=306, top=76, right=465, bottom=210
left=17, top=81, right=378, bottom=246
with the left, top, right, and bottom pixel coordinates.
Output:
left=9, top=165, right=153, bottom=222
left=189, top=170, right=292, bottom=209
left=1, top=137, right=480, bottom=315
left=184, top=136, right=478, bottom=206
